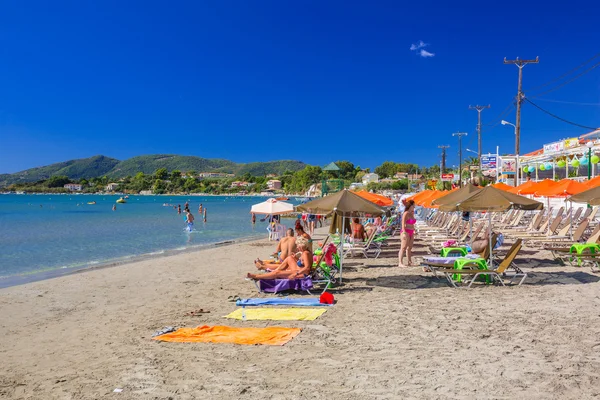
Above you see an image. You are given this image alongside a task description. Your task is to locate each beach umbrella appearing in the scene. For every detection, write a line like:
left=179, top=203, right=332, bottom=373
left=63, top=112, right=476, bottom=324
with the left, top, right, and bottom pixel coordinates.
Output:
left=296, top=189, right=386, bottom=282
left=515, top=179, right=558, bottom=196
left=420, top=191, right=452, bottom=208
left=492, top=182, right=514, bottom=191
left=250, top=198, right=294, bottom=215
left=431, top=184, right=480, bottom=207
left=438, top=186, right=543, bottom=265
left=406, top=190, right=433, bottom=203
left=568, top=185, right=600, bottom=206
left=507, top=180, right=537, bottom=194
left=353, top=190, right=394, bottom=207
left=533, top=179, right=588, bottom=198
left=585, top=175, right=600, bottom=188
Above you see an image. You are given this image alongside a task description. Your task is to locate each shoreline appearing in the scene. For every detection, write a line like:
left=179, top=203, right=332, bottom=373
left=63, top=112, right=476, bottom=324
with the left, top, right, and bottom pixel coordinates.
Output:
left=0, top=232, right=267, bottom=290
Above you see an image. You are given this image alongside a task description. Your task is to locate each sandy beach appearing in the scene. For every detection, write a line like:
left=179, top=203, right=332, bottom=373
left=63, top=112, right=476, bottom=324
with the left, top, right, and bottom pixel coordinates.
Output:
left=2, top=227, right=600, bottom=399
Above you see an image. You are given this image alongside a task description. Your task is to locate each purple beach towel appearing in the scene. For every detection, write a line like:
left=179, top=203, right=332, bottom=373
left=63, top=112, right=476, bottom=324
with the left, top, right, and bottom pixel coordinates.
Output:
left=259, top=277, right=314, bottom=293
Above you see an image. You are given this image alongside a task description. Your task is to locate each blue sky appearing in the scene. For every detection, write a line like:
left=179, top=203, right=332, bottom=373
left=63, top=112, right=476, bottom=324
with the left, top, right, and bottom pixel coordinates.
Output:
left=1, top=0, right=599, bottom=174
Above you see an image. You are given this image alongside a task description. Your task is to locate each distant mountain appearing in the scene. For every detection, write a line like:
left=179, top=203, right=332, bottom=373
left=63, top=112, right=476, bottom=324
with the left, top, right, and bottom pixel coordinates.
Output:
left=0, top=155, right=120, bottom=186
left=0, top=154, right=307, bottom=186
left=109, top=155, right=238, bottom=177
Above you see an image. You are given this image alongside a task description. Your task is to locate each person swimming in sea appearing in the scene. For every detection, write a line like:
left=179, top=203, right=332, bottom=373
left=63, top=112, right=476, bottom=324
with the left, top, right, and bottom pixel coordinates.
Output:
left=112, top=204, right=116, bottom=211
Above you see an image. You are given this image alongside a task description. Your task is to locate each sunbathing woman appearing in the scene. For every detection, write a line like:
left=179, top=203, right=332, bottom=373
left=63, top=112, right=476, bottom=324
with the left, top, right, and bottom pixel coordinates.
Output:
left=247, top=237, right=312, bottom=280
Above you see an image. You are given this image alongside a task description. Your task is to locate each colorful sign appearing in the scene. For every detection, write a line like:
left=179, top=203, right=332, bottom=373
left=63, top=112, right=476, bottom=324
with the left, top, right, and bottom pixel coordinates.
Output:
left=441, top=174, right=454, bottom=182
left=564, top=138, right=580, bottom=149
left=481, top=155, right=497, bottom=170
left=543, top=141, right=564, bottom=153
left=501, top=157, right=516, bottom=174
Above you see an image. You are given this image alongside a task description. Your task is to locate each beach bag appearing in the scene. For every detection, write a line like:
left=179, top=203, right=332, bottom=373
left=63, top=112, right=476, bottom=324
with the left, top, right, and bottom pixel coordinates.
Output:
left=442, top=240, right=457, bottom=248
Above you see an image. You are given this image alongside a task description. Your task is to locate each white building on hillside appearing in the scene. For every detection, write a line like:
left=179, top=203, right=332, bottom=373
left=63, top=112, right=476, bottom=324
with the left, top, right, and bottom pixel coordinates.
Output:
left=64, top=183, right=82, bottom=191
left=362, top=173, right=379, bottom=185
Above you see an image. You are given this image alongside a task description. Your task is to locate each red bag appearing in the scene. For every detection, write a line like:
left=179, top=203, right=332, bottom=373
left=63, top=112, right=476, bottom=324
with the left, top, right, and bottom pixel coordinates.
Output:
left=319, top=292, right=334, bottom=304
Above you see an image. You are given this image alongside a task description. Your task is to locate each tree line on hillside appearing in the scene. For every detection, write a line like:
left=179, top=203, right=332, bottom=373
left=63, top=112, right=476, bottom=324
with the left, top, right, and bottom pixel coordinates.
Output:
left=4, top=160, right=444, bottom=194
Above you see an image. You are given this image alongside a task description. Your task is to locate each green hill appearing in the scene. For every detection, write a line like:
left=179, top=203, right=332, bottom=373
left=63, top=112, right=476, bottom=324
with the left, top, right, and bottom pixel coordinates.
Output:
left=108, top=155, right=238, bottom=177
left=0, top=154, right=307, bottom=187
left=0, top=155, right=120, bottom=186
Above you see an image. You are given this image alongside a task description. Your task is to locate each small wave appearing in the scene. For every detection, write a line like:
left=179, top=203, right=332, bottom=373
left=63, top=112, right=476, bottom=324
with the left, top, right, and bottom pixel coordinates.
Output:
left=148, top=250, right=165, bottom=256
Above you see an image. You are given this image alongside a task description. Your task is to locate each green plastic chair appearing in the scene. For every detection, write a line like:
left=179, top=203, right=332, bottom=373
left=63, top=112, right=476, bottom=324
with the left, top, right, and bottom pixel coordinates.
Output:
left=452, top=257, right=489, bottom=283
left=440, top=247, right=468, bottom=257
left=569, top=243, right=600, bottom=266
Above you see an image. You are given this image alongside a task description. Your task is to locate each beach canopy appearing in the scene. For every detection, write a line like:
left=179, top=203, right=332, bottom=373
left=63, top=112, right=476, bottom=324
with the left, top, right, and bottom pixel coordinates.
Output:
left=568, top=185, right=600, bottom=205
left=420, top=190, right=451, bottom=208
left=250, top=198, right=294, bottom=215
left=432, top=184, right=480, bottom=207
left=438, top=186, right=543, bottom=212
left=296, top=189, right=386, bottom=217
left=507, top=180, right=537, bottom=194
left=491, top=182, right=514, bottom=191
left=585, top=176, right=600, bottom=188
left=513, top=179, right=558, bottom=195
left=534, top=179, right=588, bottom=197
left=406, top=190, right=433, bottom=203
left=353, top=190, right=394, bottom=207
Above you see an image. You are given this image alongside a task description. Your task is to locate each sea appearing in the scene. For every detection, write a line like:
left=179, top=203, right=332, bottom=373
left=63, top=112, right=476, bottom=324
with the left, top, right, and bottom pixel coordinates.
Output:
left=0, top=194, right=292, bottom=287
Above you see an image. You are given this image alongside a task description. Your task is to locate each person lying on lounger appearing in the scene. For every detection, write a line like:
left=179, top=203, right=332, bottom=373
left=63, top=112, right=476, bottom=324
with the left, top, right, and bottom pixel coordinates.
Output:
left=248, top=237, right=312, bottom=280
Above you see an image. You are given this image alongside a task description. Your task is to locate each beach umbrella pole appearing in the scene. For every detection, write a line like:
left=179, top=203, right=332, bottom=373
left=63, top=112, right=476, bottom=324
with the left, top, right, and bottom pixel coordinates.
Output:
left=488, top=211, right=493, bottom=267
left=339, top=211, right=345, bottom=283
left=570, top=203, right=573, bottom=240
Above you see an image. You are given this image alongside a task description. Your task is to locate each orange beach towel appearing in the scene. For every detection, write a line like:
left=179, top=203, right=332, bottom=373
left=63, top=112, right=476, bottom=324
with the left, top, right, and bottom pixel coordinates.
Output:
left=152, top=325, right=301, bottom=346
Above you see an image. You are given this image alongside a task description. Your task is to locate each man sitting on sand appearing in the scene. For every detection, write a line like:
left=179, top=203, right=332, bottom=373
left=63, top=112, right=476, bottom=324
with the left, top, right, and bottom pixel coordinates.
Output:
left=248, top=237, right=312, bottom=280
left=255, top=229, right=297, bottom=268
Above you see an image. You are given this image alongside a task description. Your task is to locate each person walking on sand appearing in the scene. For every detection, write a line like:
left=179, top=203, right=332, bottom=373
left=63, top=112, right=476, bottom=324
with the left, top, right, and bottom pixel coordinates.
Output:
left=185, top=210, right=195, bottom=232
left=398, top=200, right=416, bottom=267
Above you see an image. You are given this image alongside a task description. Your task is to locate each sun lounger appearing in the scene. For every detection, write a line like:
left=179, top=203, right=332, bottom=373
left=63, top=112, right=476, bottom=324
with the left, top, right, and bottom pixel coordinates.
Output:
left=431, top=239, right=526, bottom=288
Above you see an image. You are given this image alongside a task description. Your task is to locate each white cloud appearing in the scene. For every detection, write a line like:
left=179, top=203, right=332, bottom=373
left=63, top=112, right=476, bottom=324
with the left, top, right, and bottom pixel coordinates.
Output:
left=410, top=40, right=427, bottom=51
left=419, top=49, right=435, bottom=58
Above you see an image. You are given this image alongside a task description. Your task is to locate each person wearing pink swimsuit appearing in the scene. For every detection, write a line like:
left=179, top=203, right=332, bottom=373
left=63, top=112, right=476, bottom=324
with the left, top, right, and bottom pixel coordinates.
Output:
left=399, top=199, right=416, bottom=267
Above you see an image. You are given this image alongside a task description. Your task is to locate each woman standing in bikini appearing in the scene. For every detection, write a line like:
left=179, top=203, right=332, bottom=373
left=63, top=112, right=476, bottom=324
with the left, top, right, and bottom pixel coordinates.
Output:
left=398, top=199, right=416, bottom=267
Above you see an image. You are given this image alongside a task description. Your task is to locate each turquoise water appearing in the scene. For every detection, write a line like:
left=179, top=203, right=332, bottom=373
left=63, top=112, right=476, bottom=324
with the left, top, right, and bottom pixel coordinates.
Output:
left=0, top=194, right=281, bottom=281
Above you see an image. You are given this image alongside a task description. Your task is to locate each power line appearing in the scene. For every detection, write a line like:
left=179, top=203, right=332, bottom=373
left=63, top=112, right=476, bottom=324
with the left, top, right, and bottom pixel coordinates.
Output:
left=529, top=97, right=600, bottom=106
left=484, top=101, right=515, bottom=127
left=530, top=60, right=600, bottom=97
left=526, top=52, right=600, bottom=93
left=524, top=98, right=600, bottom=130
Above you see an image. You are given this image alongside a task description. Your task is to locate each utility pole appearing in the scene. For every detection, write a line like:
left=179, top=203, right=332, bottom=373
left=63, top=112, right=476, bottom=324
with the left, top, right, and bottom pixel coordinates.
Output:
left=452, top=133, right=468, bottom=187
left=469, top=105, right=490, bottom=173
left=438, top=145, right=450, bottom=188
left=504, top=56, right=539, bottom=186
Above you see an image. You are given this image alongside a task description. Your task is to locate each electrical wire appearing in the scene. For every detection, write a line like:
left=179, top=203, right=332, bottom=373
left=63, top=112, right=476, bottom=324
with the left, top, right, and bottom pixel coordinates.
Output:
left=524, top=98, right=600, bottom=130
left=526, top=52, right=600, bottom=93
left=529, top=97, right=600, bottom=106
left=529, top=60, right=600, bottom=97
left=484, top=101, right=515, bottom=128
